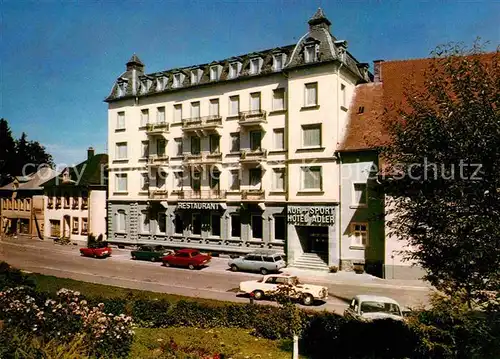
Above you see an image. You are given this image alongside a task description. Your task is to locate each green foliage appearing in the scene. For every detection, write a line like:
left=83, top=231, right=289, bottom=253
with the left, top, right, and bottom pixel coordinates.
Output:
left=381, top=43, right=500, bottom=305
left=132, top=298, right=171, bottom=328
left=0, top=118, right=17, bottom=186
left=0, top=261, right=36, bottom=290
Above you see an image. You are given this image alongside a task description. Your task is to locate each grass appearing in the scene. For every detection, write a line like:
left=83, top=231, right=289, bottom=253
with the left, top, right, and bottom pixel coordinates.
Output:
left=131, top=327, right=303, bottom=359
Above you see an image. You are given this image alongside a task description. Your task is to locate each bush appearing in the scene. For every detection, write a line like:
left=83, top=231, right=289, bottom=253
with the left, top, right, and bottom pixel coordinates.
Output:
left=0, top=262, right=35, bottom=290
left=133, top=298, right=171, bottom=328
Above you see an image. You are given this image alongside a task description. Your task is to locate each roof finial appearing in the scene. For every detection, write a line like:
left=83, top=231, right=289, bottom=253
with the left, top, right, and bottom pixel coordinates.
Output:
left=308, top=7, right=332, bottom=29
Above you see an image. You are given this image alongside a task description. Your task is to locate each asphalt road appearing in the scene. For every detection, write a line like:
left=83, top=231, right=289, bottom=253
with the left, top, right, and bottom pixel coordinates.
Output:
left=0, top=238, right=431, bottom=314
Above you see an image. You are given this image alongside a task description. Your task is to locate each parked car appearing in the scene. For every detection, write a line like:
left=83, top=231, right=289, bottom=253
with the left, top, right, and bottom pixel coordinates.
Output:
left=343, top=295, right=404, bottom=321
left=80, top=242, right=112, bottom=258
left=239, top=274, right=328, bottom=306
left=228, top=251, right=286, bottom=274
left=131, top=245, right=172, bottom=262
left=161, top=249, right=211, bottom=270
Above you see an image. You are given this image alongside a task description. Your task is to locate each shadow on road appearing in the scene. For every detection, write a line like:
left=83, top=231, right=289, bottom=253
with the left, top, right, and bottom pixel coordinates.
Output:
left=329, top=293, right=352, bottom=304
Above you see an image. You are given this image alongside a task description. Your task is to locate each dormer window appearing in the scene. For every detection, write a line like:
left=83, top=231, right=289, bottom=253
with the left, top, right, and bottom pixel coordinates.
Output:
left=210, top=65, right=222, bottom=81
left=140, top=78, right=152, bottom=94
left=117, top=79, right=128, bottom=97
left=273, top=53, right=286, bottom=72
left=191, top=69, right=202, bottom=85
left=304, top=44, right=318, bottom=63
left=173, top=73, right=184, bottom=88
left=156, top=76, right=166, bottom=92
left=229, top=62, right=241, bottom=79
left=250, top=58, right=262, bottom=75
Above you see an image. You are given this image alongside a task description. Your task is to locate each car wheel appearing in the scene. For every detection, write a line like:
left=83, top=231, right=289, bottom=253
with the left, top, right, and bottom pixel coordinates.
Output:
left=188, top=264, right=195, bottom=270
left=163, top=261, right=170, bottom=267
left=252, top=290, right=264, bottom=300
left=131, top=255, right=136, bottom=260
left=260, top=267, right=268, bottom=275
left=302, top=294, right=314, bottom=306
left=150, top=257, right=156, bottom=262
left=230, top=264, right=239, bottom=272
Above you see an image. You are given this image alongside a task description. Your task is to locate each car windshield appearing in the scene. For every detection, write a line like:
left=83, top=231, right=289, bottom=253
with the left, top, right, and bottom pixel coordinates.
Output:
left=360, top=301, right=401, bottom=315
left=190, top=251, right=200, bottom=257
left=290, top=277, right=301, bottom=286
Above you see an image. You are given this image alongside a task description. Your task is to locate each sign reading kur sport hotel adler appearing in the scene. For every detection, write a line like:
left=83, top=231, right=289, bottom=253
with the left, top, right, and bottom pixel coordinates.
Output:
left=287, top=206, right=335, bottom=226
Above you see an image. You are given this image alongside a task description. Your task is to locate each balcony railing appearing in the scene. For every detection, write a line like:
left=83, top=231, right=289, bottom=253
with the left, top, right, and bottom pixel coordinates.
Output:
left=55, top=198, right=62, bottom=209
left=182, top=115, right=222, bottom=132
left=81, top=198, right=88, bottom=210
left=238, top=110, right=267, bottom=126
left=240, top=149, right=268, bottom=163
left=149, top=189, right=168, bottom=200
left=177, top=189, right=226, bottom=200
left=147, top=154, right=169, bottom=166
left=241, top=189, right=266, bottom=200
left=146, top=122, right=170, bottom=135
left=47, top=198, right=54, bottom=209
left=72, top=198, right=79, bottom=209
left=183, top=152, right=222, bottom=166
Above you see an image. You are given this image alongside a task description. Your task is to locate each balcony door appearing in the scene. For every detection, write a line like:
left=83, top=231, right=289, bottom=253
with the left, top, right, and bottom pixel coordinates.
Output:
left=191, top=170, right=201, bottom=196
left=209, top=135, right=220, bottom=154
left=210, top=170, right=220, bottom=198
left=250, top=131, right=262, bottom=151
left=191, top=136, right=201, bottom=155
left=249, top=168, right=262, bottom=189
left=157, top=139, right=166, bottom=157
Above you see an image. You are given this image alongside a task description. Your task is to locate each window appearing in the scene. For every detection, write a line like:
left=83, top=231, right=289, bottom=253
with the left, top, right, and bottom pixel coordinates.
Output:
left=210, top=170, right=220, bottom=190
left=174, top=213, right=183, bottom=234
left=273, top=88, right=285, bottom=111
left=302, top=124, right=321, bottom=147
left=156, top=169, right=166, bottom=189
left=192, top=213, right=201, bottom=235
left=158, top=212, right=166, bottom=233
left=72, top=217, right=79, bottom=234
left=190, top=101, right=200, bottom=119
left=229, top=95, right=240, bottom=116
left=231, top=214, right=241, bottom=238
left=157, top=106, right=165, bottom=123
left=229, top=62, right=240, bottom=78
left=273, top=53, right=285, bottom=71
left=249, top=168, right=262, bottom=186
left=191, top=171, right=201, bottom=191
left=273, top=128, right=284, bottom=150
left=352, top=183, right=368, bottom=207
left=141, top=109, right=149, bottom=126
left=115, top=142, right=127, bottom=159
left=209, top=98, right=219, bottom=116
left=351, top=223, right=368, bottom=247
left=115, top=173, right=128, bottom=192
left=81, top=218, right=88, bottom=235
left=116, top=211, right=126, bottom=232
left=50, top=220, right=61, bottom=237
left=191, top=69, right=201, bottom=85
left=141, top=211, right=150, bottom=233
left=274, top=216, right=286, bottom=241
left=190, top=136, right=200, bottom=155
left=174, top=171, right=183, bottom=188
left=117, top=112, right=125, bottom=129
left=157, top=139, right=166, bottom=157
left=141, top=141, right=149, bottom=158
left=64, top=194, right=70, bottom=208
left=250, top=58, right=260, bottom=75
left=341, top=84, right=346, bottom=107
left=230, top=170, right=240, bottom=190
left=250, top=130, right=262, bottom=151
left=301, top=166, right=322, bottom=190
left=250, top=92, right=261, bottom=111
left=305, top=82, right=318, bottom=107
left=230, top=132, right=240, bottom=152
left=210, top=66, right=221, bottom=81
left=304, top=45, right=316, bottom=63
left=251, top=215, right=263, bottom=239
left=173, top=73, right=182, bottom=88
left=174, top=137, right=183, bottom=156
left=273, top=168, right=285, bottom=191
left=210, top=214, right=221, bottom=236
left=140, top=173, right=149, bottom=191
left=209, top=134, right=220, bottom=153
left=174, top=104, right=182, bottom=122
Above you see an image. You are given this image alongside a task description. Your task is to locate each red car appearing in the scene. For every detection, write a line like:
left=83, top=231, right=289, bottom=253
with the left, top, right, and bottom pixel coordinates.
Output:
left=80, top=242, right=112, bottom=258
left=161, top=249, right=211, bottom=270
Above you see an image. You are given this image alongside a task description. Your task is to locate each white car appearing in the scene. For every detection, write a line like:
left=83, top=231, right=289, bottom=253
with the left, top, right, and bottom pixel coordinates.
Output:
left=239, top=274, right=328, bottom=306
left=344, top=295, right=404, bottom=321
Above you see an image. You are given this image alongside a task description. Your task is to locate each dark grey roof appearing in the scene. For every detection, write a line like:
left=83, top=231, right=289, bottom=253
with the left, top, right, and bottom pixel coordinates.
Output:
left=105, top=9, right=371, bottom=103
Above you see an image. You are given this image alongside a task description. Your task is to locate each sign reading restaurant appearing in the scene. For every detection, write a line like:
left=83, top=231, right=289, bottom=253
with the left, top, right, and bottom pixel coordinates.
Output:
left=177, top=202, right=219, bottom=210
left=287, top=205, right=335, bottom=226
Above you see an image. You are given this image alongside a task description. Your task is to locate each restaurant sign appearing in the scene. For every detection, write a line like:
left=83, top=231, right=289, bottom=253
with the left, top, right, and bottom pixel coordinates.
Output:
left=287, top=205, right=335, bottom=226
left=177, top=202, right=219, bottom=210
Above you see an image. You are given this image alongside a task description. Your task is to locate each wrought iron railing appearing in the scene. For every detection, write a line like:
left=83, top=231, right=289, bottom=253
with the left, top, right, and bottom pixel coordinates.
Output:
left=177, top=189, right=226, bottom=200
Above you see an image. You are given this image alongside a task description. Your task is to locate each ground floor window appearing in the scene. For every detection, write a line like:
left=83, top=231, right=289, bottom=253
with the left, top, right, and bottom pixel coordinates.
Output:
left=210, top=213, right=221, bottom=237
left=81, top=218, right=88, bottom=235
left=174, top=213, right=183, bottom=234
left=251, top=215, right=263, bottom=240
left=350, top=223, right=368, bottom=247
left=72, top=217, right=79, bottom=234
left=19, top=219, right=29, bottom=234
left=140, top=211, right=150, bottom=233
left=274, top=215, right=286, bottom=241
left=116, top=210, right=126, bottom=232
left=50, top=220, right=60, bottom=237
left=231, top=214, right=241, bottom=238
left=158, top=212, right=166, bottom=233
left=192, top=213, right=201, bottom=235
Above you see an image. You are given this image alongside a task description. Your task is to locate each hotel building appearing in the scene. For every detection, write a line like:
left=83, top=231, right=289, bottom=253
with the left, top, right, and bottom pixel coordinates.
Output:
left=105, top=9, right=371, bottom=270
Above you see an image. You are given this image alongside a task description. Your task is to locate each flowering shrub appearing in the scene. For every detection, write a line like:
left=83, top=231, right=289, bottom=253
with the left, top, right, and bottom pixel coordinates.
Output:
left=0, top=286, right=135, bottom=358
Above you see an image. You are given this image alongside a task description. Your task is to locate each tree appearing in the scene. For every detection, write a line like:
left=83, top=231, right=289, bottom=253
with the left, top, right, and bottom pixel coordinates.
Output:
left=0, top=118, right=17, bottom=186
left=381, top=43, right=500, bottom=307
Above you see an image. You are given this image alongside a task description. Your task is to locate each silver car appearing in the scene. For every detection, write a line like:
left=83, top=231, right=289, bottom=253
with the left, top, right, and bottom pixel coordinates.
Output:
left=228, top=251, right=286, bottom=275
left=344, top=295, right=404, bottom=321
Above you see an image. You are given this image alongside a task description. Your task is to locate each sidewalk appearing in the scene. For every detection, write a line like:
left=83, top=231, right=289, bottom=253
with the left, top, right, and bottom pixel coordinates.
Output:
left=1, top=234, right=431, bottom=290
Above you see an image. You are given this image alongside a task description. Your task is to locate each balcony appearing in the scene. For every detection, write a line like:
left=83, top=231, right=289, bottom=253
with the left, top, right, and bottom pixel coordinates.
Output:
left=81, top=198, right=88, bottom=210
left=240, top=149, right=268, bottom=165
left=47, top=198, right=54, bottom=209
left=72, top=198, right=79, bottom=209
left=55, top=198, right=61, bottom=209
left=238, top=110, right=267, bottom=128
left=147, top=154, right=169, bottom=167
left=183, top=152, right=222, bottom=167
left=241, top=189, right=266, bottom=201
left=146, top=122, right=170, bottom=136
left=177, top=189, right=226, bottom=200
left=149, top=189, right=168, bottom=200
left=182, top=115, right=222, bottom=135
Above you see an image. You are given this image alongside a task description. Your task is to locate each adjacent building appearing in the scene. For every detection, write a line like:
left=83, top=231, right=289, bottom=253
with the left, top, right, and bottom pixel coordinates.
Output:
left=0, top=167, right=56, bottom=238
left=105, top=9, right=371, bottom=270
left=41, top=148, right=108, bottom=242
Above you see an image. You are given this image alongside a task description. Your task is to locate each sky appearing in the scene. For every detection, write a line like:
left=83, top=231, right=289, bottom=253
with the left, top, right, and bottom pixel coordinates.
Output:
left=1, top=0, right=499, bottom=166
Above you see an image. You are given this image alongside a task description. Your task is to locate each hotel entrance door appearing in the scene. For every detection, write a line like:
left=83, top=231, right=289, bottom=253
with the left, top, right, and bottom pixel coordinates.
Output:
left=297, top=226, right=329, bottom=254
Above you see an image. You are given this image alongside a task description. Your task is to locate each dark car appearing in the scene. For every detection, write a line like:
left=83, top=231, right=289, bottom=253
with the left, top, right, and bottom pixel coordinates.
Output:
left=80, top=241, right=112, bottom=258
left=161, top=249, right=211, bottom=270
left=131, top=245, right=172, bottom=262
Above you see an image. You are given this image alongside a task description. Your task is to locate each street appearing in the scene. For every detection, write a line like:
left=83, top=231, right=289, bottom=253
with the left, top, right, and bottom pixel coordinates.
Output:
left=0, top=237, right=432, bottom=313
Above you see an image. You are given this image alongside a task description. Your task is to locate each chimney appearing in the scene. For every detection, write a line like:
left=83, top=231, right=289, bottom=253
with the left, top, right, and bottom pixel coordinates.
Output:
left=87, top=147, right=95, bottom=160
left=373, top=59, right=385, bottom=82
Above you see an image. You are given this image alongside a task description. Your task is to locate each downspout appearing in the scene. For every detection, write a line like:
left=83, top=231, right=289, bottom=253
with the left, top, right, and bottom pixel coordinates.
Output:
left=336, top=62, right=344, bottom=269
